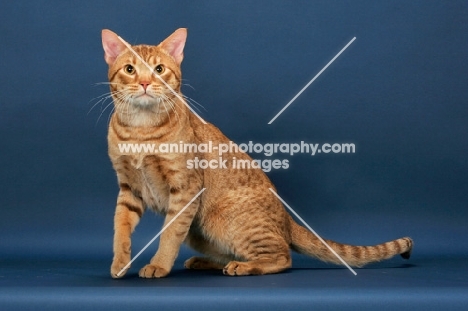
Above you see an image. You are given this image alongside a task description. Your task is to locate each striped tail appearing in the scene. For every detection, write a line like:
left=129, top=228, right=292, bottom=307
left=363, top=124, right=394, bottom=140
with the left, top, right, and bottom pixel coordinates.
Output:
left=290, top=219, right=413, bottom=267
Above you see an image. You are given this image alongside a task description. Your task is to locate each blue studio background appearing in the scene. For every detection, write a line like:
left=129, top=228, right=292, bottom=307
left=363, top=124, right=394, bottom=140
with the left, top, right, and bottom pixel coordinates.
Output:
left=0, top=1, right=467, bottom=310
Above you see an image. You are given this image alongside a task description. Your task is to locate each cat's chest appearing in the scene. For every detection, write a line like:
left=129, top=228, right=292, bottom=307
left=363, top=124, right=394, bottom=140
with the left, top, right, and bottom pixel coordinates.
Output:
left=121, top=155, right=170, bottom=213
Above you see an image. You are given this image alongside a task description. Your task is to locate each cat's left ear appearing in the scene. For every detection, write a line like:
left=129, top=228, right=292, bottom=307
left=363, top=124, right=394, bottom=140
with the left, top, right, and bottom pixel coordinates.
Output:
left=159, top=28, right=187, bottom=65
left=101, top=29, right=128, bottom=66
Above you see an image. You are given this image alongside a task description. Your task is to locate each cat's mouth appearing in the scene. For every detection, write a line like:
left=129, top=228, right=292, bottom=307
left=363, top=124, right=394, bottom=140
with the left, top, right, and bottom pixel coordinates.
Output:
left=135, top=93, right=155, bottom=99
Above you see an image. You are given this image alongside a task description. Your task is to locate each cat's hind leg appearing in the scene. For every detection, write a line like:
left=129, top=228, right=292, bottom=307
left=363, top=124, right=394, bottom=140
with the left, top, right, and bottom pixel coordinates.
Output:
left=222, top=230, right=292, bottom=276
left=211, top=199, right=292, bottom=276
left=222, top=255, right=291, bottom=276
left=184, top=231, right=231, bottom=270
left=184, top=257, right=225, bottom=270
left=222, top=242, right=292, bottom=276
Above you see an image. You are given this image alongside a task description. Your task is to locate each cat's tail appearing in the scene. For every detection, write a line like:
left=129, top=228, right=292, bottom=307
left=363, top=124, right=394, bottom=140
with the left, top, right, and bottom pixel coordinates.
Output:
left=289, top=218, right=413, bottom=267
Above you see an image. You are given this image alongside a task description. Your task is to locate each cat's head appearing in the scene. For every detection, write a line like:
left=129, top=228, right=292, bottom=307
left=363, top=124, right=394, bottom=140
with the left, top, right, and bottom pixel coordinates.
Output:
left=101, top=28, right=187, bottom=126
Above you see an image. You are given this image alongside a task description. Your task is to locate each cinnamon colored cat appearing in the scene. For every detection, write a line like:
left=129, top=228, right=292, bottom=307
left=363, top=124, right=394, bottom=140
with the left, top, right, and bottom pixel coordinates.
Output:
left=101, top=28, right=413, bottom=278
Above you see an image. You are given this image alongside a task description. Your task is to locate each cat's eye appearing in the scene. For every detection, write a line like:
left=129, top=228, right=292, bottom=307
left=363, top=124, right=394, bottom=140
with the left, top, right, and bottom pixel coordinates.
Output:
left=155, top=64, right=165, bottom=74
left=124, top=65, right=135, bottom=75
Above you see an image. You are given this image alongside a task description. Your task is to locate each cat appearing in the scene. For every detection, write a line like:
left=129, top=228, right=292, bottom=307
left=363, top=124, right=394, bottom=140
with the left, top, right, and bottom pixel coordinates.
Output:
left=101, top=28, right=413, bottom=278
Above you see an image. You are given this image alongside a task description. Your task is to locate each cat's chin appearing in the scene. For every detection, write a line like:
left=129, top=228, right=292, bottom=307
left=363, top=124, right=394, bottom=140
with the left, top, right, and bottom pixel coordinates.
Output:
left=132, top=95, right=161, bottom=108
left=118, top=100, right=173, bottom=127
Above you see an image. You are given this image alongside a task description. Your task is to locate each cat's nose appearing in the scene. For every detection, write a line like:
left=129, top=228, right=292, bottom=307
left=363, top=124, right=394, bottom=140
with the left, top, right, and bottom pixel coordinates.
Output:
left=140, top=82, right=150, bottom=91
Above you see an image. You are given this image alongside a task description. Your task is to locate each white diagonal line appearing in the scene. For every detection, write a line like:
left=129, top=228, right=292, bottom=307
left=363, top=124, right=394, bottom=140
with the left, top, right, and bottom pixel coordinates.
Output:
left=117, top=188, right=206, bottom=277
left=268, top=37, right=356, bottom=124
left=117, top=36, right=207, bottom=124
left=268, top=188, right=357, bottom=276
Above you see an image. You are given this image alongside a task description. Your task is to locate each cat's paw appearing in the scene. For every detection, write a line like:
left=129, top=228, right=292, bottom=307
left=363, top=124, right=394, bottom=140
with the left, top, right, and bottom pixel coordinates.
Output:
left=110, top=256, right=130, bottom=279
left=139, top=264, right=170, bottom=278
left=223, top=261, right=255, bottom=276
left=184, top=257, right=224, bottom=270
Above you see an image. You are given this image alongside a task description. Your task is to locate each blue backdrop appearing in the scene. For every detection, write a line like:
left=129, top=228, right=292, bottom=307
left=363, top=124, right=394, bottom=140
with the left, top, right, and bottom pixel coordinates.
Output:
left=1, top=1, right=468, bottom=310
left=0, top=0, right=467, bottom=273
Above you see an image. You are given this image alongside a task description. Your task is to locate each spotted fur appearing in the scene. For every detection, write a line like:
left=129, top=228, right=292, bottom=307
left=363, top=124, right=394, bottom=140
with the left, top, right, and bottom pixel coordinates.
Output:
left=101, top=28, right=413, bottom=278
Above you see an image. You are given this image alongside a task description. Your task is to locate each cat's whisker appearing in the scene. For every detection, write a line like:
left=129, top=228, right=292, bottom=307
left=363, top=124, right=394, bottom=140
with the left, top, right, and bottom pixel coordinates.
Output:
left=158, top=94, right=179, bottom=125
left=160, top=99, right=173, bottom=125
left=89, top=95, right=119, bottom=121
left=181, top=81, right=197, bottom=92
left=96, top=89, right=126, bottom=99
left=169, top=101, right=181, bottom=126
left=159, top=83, right=205, bottom=115
left=88, top=97, right=108, bottom=116
left=164, top=94, right=184, bottom=125
left=115, top=96, right=130, bottom=109
left=96, top=99, right=117, bottom=125
left=88, top=88, right=128, bottom=117
left=106, top=106, right=116, bottom=126
left=111, top=93, right=135, bottom=123
left=91, top=86, right=197, bottom=128
left=112, top=94, right=132, bottom=119
left=94, top=82, right=124, bottom=86
left=181, top=94, right=207, bottom=114
left=88, top=93, right=113, bottom=114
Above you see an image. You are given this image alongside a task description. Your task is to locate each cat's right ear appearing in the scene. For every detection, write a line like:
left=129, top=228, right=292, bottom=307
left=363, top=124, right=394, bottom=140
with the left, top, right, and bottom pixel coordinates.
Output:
left=101, top=29, right=127, bottom=66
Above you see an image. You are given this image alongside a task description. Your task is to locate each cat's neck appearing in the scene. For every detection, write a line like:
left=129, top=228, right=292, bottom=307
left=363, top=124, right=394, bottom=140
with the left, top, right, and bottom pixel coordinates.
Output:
left=115, top=108, right=166, bottom=128
left=110, top=98, right=193, bottom=144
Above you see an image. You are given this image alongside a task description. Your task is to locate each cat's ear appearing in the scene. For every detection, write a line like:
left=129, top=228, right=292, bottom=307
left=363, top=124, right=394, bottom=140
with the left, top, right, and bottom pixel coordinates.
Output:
left=101, top=29, right=128, bottom=66
left=159, top=28, right=187, bottom=65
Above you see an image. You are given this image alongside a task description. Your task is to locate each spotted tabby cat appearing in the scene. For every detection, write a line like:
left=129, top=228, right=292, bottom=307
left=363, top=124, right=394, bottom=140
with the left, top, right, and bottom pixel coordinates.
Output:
left=101, top=28, right=413, bottom=278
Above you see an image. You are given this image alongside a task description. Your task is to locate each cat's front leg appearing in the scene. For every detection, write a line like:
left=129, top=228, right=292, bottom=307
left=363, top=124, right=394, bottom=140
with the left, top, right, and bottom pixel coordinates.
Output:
left=139, top=186, right=201, bottom=278
left=111, top=183, right=144, bottom=278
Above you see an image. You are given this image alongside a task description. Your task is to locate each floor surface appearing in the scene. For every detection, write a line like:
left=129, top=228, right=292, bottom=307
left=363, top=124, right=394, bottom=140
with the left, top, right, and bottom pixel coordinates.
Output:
left=1, top=255, right=467, bottom=310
